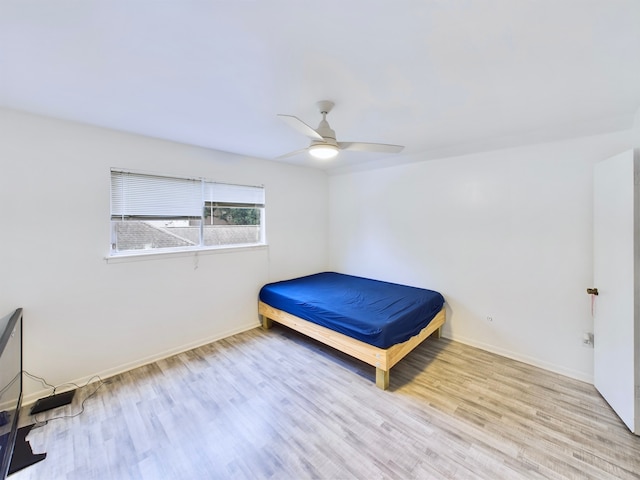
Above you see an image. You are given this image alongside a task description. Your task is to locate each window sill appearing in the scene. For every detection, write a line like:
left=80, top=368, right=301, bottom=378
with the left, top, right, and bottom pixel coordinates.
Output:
left=105, top=243, right=268, bottom=264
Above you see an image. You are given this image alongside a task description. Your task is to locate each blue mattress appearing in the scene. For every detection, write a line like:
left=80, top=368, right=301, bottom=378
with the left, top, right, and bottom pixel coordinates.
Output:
left=259, top=272, right=445, bottom=349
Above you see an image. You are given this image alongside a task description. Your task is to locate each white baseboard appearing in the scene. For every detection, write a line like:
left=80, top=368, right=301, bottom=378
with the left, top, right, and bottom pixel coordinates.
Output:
left=442, top=333, right=594, bottom=385
left=21, top=324, right=594, bottom=408
left=22, top=321, right=261, bottom=407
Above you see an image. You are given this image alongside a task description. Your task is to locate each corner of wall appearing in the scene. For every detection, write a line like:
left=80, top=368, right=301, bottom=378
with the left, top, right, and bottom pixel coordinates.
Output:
left=633, top=105, right=640, bottom=147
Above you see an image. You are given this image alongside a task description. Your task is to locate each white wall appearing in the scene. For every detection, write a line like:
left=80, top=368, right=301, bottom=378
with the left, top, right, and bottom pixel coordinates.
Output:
left=3, top=106, right=638, bottom=399
left=329, top=130, right=639, bottom=382
left=0, top=108, right=329, bottom=401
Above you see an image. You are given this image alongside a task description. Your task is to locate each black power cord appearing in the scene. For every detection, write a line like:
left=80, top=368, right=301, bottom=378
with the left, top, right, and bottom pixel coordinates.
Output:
left=22, top=371, right=108, bottom=427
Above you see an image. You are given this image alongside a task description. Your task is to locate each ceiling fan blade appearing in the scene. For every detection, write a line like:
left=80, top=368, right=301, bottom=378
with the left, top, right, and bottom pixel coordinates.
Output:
left=338, top=142, right=404, bottom=153
left=274, top=148, right=309, bottom=160
left=277, top=114, right=324, bottom=141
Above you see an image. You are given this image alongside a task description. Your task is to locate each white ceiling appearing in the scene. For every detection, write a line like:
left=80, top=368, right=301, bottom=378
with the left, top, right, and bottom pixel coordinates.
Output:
left=2, top=1, right=640, bottom=173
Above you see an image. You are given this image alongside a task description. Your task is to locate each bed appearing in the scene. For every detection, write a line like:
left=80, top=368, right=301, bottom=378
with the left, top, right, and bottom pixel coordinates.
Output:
left=258, top=272, right=445, bottom=390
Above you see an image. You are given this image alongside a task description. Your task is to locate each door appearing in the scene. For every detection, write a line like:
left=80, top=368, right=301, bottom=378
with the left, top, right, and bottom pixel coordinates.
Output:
left=593, top=148, right=639, bottom=434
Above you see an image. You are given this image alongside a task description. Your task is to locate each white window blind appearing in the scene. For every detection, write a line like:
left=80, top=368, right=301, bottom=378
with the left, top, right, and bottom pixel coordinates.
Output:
left=111, top=171, right=202, bottom=218
left=204, top=182, right=265, bottom=206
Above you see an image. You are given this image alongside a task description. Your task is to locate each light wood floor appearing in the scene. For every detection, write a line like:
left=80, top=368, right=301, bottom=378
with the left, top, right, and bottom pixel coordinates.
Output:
left=13, top=324, right=640, bottom=480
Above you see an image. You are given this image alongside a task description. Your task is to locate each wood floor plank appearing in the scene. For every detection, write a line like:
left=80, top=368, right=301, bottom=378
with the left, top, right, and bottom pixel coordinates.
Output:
left=14, top=324, right=640, bottom=479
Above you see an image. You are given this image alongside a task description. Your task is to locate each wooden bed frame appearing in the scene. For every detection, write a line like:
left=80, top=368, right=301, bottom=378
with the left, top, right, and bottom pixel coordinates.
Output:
left=259, top=301, right=446, bottom=390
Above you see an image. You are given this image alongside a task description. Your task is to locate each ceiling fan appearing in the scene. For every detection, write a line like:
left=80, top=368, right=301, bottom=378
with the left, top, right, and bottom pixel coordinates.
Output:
left=276, top=101, right=404, bottom=160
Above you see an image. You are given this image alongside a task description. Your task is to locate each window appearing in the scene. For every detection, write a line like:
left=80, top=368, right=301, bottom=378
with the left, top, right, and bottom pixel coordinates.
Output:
left=110, top=170, right=265, bottom=255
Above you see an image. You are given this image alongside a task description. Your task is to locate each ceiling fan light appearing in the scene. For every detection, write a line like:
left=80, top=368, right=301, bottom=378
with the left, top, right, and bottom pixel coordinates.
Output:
left=309, top=144, right=339, bottom=159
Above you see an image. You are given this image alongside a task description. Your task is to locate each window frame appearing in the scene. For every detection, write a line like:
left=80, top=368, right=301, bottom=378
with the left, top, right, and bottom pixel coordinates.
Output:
left=109, top=169, right=266, bottom=259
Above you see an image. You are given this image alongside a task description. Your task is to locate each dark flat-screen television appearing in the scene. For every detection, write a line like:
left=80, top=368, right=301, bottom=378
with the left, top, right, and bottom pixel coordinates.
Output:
left=0, top=309, right=45, bottom=477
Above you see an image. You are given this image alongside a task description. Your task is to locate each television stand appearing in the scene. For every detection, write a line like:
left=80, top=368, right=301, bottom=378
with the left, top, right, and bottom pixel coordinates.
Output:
left=8, top=424, right=46, bottom=475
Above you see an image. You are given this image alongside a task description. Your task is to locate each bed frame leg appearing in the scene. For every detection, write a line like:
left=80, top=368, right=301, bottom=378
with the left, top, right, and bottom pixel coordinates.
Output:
left=261, top=315, right=273, bottom=330
left=376, top=368, right=389, bottom=390
left=436, top=326, right=442, bottom=339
